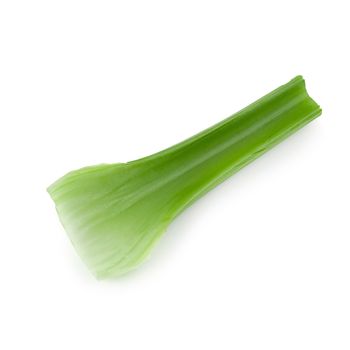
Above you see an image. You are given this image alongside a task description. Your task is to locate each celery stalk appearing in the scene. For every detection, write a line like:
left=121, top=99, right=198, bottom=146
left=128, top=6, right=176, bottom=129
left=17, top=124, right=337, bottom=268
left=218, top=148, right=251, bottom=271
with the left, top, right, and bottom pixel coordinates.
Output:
left=48, top=76, right=322, bottom=278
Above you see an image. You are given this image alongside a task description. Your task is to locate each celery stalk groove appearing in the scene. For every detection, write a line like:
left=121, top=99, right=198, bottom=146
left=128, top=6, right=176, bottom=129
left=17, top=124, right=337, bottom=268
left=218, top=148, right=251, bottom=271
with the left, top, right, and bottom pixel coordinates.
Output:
left=48, top=76, right=322, bottom=278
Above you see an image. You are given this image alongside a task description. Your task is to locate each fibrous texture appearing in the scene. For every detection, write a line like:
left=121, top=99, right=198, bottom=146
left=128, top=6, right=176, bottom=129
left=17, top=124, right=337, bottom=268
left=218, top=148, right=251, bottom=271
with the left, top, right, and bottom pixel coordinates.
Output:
left=48, top=76, right=322, bottom=278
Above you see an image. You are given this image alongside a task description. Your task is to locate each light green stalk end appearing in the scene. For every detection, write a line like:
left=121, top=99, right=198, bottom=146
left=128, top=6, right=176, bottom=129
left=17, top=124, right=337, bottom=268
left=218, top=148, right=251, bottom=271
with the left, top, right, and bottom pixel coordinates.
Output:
left=48, top=163, right=178, bottom=278
left=48, top=76, right=322, bottom=278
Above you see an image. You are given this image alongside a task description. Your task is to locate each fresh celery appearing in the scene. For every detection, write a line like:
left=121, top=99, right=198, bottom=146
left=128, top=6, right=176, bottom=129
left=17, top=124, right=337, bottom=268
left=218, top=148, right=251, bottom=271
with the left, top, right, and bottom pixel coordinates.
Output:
left=48, top=76, right=321, bottom=278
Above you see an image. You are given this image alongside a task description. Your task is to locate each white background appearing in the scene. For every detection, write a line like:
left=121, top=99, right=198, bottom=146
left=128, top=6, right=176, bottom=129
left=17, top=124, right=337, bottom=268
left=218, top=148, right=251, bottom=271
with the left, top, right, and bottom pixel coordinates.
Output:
left=0, top=1, right=349, bottom=349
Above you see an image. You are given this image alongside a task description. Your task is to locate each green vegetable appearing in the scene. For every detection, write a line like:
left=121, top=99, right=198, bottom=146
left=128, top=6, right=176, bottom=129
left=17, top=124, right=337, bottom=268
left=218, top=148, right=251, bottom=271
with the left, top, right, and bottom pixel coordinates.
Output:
left=48, top=76, right=321, bottom=278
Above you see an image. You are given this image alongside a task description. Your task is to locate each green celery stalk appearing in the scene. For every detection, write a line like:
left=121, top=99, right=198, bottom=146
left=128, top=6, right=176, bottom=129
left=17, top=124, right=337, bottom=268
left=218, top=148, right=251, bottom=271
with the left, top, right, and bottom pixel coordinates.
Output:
left=48, top=76, right=322, bottom=278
